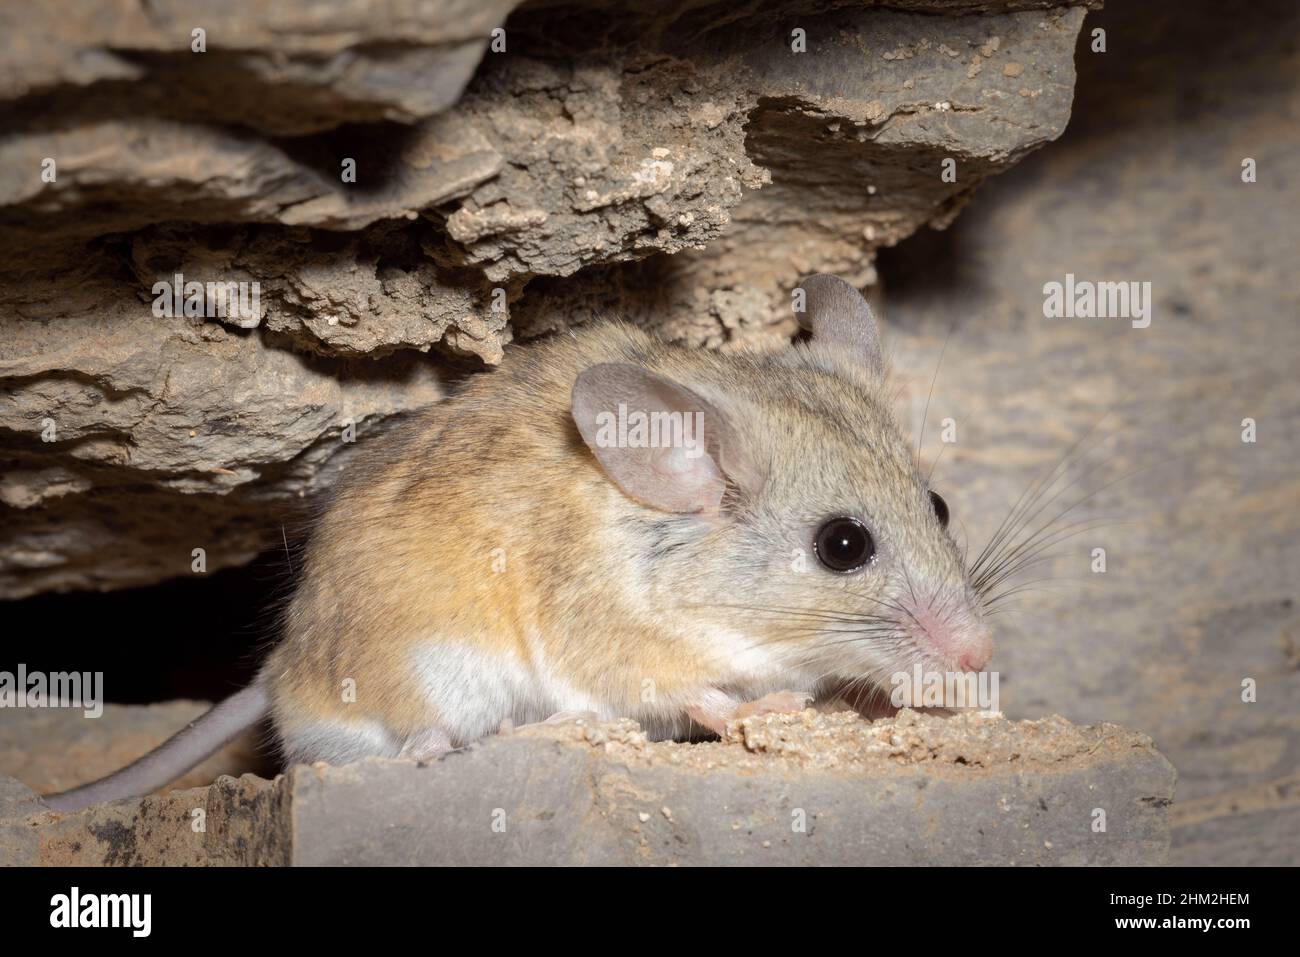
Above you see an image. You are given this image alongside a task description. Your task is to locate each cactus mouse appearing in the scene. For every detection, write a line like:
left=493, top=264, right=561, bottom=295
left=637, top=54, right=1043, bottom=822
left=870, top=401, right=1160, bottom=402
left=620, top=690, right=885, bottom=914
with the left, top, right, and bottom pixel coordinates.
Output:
left=43, top=275, right=993, bottom=811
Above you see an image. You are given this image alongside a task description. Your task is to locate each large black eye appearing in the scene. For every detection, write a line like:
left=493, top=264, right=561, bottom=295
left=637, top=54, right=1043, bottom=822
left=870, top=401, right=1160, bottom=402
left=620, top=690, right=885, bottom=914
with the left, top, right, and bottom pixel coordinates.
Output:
left=814, top=517, right=875, bottom=573
left=929, top=490, right=949, bottom=529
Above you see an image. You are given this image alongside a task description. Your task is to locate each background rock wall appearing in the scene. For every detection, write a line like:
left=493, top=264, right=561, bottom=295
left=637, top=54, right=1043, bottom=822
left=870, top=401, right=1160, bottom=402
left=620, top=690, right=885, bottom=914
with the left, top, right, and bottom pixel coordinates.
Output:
left=878, top=0, right=1299, bottom=865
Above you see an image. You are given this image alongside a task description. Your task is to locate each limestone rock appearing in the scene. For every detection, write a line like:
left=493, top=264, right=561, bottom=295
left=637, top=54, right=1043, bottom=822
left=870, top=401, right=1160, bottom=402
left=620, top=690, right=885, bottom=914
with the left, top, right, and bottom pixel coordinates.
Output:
left=0, top=708, right=1174, bottom=866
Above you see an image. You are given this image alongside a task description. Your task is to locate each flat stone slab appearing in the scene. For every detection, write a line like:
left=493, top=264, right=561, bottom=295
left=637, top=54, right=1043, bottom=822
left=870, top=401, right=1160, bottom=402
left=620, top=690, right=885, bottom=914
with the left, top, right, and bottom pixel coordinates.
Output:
left=1, top=708, right=1174, bottom=865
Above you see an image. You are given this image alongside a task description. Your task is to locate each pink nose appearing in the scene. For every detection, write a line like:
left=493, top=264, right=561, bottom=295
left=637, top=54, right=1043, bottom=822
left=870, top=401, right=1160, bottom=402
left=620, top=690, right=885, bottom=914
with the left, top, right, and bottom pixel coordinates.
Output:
left=958, top=632, right=994, bottom=672
left=898, top=601, right=994, bottom=672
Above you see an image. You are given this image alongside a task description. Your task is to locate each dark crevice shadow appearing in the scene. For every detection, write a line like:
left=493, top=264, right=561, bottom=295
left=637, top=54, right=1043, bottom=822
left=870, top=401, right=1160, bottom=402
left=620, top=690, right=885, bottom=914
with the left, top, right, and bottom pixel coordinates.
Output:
left=874, top=224, right=979, bottom=332
left=0, top=550, right=283, bottom=707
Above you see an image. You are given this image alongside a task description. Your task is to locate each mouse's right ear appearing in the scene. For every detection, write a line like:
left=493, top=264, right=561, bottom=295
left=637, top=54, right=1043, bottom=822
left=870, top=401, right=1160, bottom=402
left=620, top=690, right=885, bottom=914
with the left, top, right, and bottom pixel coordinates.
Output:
left=571, top=363, right=758, bottom=514
left=795, top=274, right=884, bottom=377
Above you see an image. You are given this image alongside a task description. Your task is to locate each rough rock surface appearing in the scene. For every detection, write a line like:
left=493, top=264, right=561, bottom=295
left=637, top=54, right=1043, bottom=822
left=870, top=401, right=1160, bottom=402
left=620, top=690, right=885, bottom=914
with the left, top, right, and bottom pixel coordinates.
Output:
left=0, top=0, right=520, bottom=133
left=0, top=0, right=1089, bottom=597
left=0, top=708, right=1174, bottom=866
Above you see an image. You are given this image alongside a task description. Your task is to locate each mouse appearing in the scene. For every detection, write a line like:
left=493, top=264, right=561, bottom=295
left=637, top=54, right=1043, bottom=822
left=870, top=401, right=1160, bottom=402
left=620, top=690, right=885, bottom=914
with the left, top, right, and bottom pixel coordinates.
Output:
left=42, top=274, right=993, bottom=811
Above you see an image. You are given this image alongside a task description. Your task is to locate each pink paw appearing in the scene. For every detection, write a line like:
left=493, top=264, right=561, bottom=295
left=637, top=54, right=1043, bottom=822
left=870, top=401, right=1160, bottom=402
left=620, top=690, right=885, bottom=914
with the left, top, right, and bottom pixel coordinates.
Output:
left=731, top=690, right=814, bottom=721
left=687, top=690, right=813, bottom=736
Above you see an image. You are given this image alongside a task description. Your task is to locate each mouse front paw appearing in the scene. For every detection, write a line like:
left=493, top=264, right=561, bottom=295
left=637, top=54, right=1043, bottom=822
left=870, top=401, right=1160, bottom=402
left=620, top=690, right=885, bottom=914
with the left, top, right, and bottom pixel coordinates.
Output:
left=687, top=689, right=813, bottom=737
left=731, top=690, right=814, bottom=721
left=510, top=709, right=602, bottom=734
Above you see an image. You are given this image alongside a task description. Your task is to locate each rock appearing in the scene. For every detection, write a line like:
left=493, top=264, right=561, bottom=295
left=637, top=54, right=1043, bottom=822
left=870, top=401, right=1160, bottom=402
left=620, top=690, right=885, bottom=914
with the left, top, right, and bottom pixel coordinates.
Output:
left=0, top=0, right=521, bottom=133
left=0, top=701, right=275, bottom=866
left=7, top=774, right=286, bottom=867
left=0, top=777, right=45, bottom=866
left=494, top=3, right=1087, bottom=340
left=0, top=709, right=1176, bottom=866
left=0, top=0, right=1090, bottom=596
left=0, top=114, right=505, bottom=243
left=0, top=268, right=445, bottom=594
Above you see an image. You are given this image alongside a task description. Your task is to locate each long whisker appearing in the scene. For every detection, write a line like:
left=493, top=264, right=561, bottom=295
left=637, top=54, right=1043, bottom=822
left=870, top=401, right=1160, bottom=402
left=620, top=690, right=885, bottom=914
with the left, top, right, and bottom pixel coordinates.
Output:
left=968, top=408, right=1117, bottom=580
left=971, top=433, right=1132, bottom=583
left=972, top=449, right=1191, bottom=597
left=924, top=407, right=976, bottom=487
left=915, top=325, right=953, bottom=470
left=974, top=517, right=1120, bottom=596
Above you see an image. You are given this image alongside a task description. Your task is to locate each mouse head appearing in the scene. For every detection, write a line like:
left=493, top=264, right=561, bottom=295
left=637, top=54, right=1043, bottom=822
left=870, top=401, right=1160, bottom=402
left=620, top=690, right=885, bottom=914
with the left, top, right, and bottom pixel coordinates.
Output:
left=571, top=275, right=993, bottom=695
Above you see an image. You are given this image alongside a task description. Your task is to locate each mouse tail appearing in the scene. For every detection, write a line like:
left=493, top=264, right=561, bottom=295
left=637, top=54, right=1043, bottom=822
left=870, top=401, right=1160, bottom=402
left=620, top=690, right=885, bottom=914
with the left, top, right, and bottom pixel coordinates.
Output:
left=41, top=681, right=270, bottom=813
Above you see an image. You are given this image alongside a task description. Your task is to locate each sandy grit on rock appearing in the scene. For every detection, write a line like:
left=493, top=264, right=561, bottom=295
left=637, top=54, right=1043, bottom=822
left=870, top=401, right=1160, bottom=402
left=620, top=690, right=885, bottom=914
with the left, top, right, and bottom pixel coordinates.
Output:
left=514, top=708, right=1152, bottom=775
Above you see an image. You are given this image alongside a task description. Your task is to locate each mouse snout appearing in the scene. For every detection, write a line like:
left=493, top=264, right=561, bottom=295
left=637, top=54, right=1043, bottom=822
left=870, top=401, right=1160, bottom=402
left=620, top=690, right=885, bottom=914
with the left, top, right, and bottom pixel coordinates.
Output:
left=957, top=633, right=994, bottom=673
left=897, top=599, right=994, bottom=673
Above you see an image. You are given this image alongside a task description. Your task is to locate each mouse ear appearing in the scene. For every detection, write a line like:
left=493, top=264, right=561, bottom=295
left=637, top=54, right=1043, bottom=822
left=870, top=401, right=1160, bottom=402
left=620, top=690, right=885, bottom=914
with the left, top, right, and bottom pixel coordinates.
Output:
left=795, top=274, right=884, bottom=377
left=571, top=363, right=756, bottom=513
